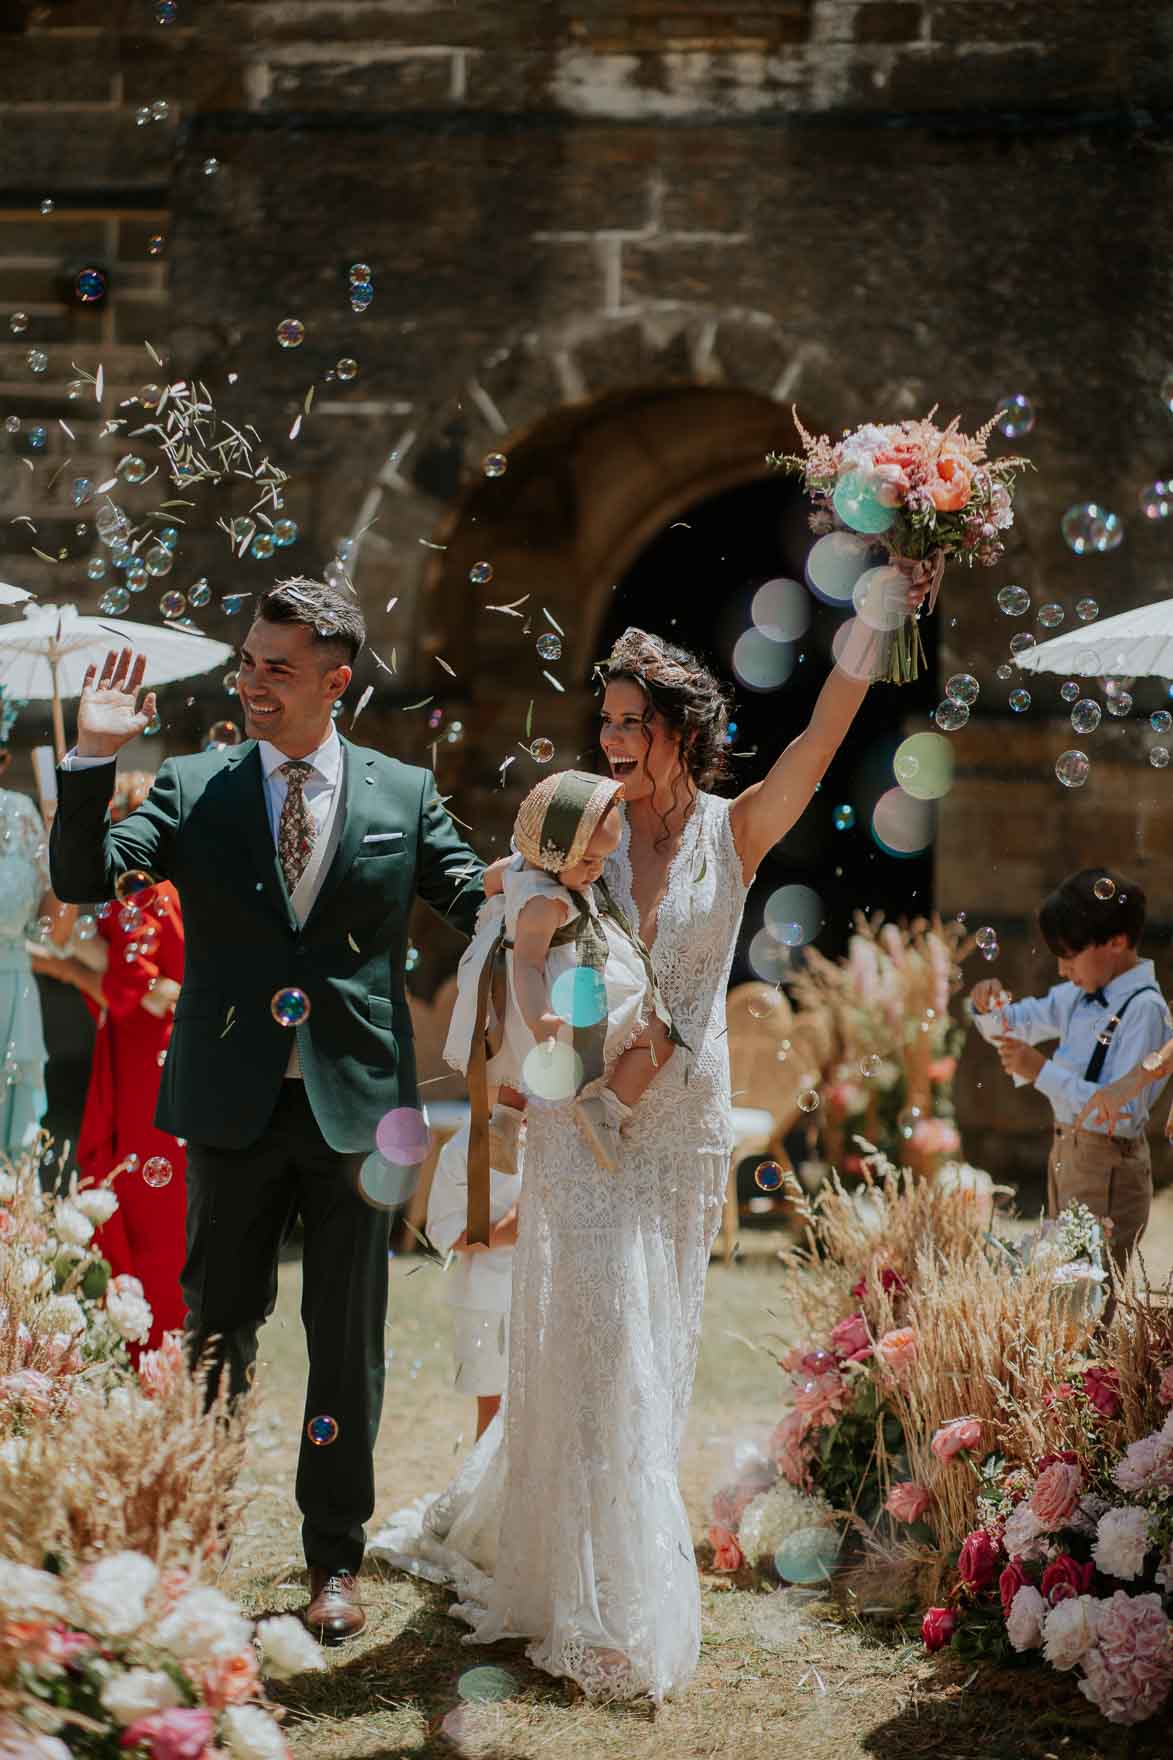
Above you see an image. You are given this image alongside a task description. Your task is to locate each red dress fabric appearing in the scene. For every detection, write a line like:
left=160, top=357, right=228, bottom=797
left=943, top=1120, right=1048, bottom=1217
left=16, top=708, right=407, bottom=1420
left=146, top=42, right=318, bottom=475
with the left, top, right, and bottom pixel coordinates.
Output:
left=78, top=881, right=187, bottom=1350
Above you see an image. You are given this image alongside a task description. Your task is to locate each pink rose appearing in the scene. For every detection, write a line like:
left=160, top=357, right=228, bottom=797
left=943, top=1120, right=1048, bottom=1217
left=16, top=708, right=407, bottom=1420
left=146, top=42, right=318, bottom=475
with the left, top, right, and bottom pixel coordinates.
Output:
left=793, top=1371, right=850, bottom=1427
left=1159, top=1364, right=1173, bottom=1405
left=829, top=1312, right=871, bottom=1360
left=1031, top=1461, right=1083, bottom=1530
left=1041, top=1554, right=1096, bottom=1606
left=958, top=1529, right=1001, bottom=1591
left=1084, top=1365, right=1122, bottom=1419
left=119, top=1708, right=214, bottom=1759
left=708, top=1526, right=744, bottom=1573
left=921, top=1605, right=959, bottom=1651
left=886, top=1482, right=932, bottom=1524
left=998, top=1559, right=1029, bottom=1617
left=876, top=1327, right=918, bottom=1378
left=851, top=1266, right=907, bottom=1302
left=931, top=1417, right=983, bottom=1462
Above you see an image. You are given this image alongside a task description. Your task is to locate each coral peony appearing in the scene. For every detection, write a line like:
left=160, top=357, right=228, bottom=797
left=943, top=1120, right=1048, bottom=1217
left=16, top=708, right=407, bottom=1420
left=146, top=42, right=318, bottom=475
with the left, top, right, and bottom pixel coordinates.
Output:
left=1040, top=1554, right=1095, bottom=1605
left=1031, top=1461, right=1083, bottom=1530
left=708, top=1526, right=745, bottom=1573
left=138, top=1331, right=187, bottom=1401
left=998, top=1559, right=1029, bottom=1618
left=1006, top=1584, right=1046, bottom=1652
left=886, top=1482, right=932, bottom=1524
left=1093, top=1506, right=1152, bottom=1581
left=1079, top=1591, right=1173, bottom=1725
left=200, top=1648, right=260, bottom=1709
left=921, top=1606, right=959, bottom=1651
left=829, top=1312, right=871, bottom=1360
left=930, top=1417, right=983, bottom=1462
left=1083, top=1365, right=1122, bottom=1419
left=958, top=1528, right=1001, bottom=1591
left=1042, top=1594, right=1100, bottom=1671
left=876, top=1327, right=918, bottom=1377
left=928, top=448, right=974, bottom=512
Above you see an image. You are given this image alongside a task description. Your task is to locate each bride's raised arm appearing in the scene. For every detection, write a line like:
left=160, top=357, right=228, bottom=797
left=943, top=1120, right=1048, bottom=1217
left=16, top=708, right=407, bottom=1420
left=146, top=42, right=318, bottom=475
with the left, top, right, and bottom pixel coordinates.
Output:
left=728, top=650, right=870, bottom=886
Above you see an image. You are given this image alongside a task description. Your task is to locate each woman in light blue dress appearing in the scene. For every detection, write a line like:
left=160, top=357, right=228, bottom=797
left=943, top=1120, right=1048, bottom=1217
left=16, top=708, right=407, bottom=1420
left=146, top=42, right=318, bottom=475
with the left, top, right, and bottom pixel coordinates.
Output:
left=0, top=689, right=51, bottom=1158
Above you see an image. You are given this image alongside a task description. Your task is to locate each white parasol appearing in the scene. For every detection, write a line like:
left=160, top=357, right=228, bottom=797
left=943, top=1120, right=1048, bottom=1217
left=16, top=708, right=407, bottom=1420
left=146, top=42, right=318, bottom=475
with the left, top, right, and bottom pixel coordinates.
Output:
left=1013, top=598, right=1173, bottom=682
left=0, top=602, right=234, bottom=760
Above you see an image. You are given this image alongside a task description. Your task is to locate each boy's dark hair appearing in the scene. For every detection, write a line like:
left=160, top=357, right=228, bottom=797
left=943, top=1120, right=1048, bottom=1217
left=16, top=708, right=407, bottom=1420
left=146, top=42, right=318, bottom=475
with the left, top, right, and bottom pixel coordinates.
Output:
left=1039, top=868, right=1147, bottom=956
left=257, top=577, right=366, bottom=666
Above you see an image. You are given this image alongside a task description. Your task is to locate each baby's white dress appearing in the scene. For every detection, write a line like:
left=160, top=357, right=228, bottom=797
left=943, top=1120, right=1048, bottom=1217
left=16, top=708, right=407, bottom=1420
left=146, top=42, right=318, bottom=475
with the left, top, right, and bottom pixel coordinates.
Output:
left=444, top=857, right=652, bottom=1095
left=426, top=1121, right=521, bottom=1398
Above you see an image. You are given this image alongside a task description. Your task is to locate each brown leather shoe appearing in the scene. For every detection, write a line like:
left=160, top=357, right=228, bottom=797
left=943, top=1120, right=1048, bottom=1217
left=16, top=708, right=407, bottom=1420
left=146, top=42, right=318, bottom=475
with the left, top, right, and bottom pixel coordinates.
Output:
left=305, top=1568, right=365, bottom=1644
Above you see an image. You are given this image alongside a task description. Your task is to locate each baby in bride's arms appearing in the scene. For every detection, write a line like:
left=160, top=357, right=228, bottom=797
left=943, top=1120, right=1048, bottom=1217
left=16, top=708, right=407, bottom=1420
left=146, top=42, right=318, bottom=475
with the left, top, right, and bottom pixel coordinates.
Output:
left=444, top=768, right=678, bottom=1173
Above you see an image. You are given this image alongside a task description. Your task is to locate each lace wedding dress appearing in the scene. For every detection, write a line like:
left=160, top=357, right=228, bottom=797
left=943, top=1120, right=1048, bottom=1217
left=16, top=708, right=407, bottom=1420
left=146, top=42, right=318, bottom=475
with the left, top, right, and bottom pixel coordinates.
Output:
left=370, top=793, right=749, bottom=1702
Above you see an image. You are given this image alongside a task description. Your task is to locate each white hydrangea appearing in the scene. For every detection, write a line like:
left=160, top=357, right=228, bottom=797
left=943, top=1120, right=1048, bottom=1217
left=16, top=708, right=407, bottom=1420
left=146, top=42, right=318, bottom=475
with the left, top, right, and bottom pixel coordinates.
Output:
left=1042, top=1594, right=1100, bottom=1671
left=1093, top=1506, right=1152, bottom=1581
left=220, top=1703, right=290, bottom=1759
left=72, top=1187, right=119, bottom=1226
left=153, top=1585, right=253, bottom=1664
left=0, top=1561, right=66, bottom=1622
left=738, top=1482, right=834, bottom=1565
left=1006, top=1584, right=1046, bottom=1652
left=74, top=1551, right=158, bottom=1638
left=18, top=1258, right=52, bottom=1297
left=52, top=1202, right=94, bottom=1248
left=99, top=1667, right=181, bottom=1727
left=256, top=1613, right=327, bottom=1679
left=40, top=1295, right=85, bottom=1337
left=105, top=1278, right=152, bottom=1345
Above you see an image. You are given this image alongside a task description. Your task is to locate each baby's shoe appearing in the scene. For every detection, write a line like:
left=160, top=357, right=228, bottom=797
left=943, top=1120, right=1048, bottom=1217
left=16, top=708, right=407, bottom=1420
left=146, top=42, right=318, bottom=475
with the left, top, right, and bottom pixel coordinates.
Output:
left=488, top=1103, right=524, bottom=1175
left=574, top=1088, right=632, bottom=1173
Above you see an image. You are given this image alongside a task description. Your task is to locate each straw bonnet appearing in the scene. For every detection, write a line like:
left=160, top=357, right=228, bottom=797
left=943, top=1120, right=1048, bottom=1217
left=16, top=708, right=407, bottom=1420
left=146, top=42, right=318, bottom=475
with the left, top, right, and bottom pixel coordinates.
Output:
left=514, top=769, right=623, bottom=874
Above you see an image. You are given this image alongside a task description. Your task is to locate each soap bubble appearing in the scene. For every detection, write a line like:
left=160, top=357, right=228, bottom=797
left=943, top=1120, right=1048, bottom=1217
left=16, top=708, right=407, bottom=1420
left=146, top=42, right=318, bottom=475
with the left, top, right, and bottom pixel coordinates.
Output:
left=126, top=564, right=149, bottom=593
left=26, top=348, right=48, bottom=374
left=249, top=533, right=275, bottom=560
left=797, top=1089, right=820, bottom=1114
left=349, top=282, right=374, bottom=313
left=306, top=1415, right=338, bottom=1447
left=1009, top=632, right=1036, bottom=656
left=188, top=577, right=211, bottom=608
left=1150, top=747, right=1170, bottom=769
left=752, top=577, right=811, bottom=644
left=754, top=1161, right=785, bottom=1192
left=205, top=720, right=240, bottom=747
left=85, top=558, right=106, bottom=581
left=832, top=469, right=896, bottom=535
left=832, top=803, right=855, bottom=831
left=39, top=198, right=54, bottom=215
left=483, top=451, right=508, bottom=477
left=945, top=673, right=979, bottom=707
left=872, top=788, right=934, bottom=857
left=74, top=266, right=106, bottom=303
left=147, top=233, right=165, bottom=255
left=1008, top=689, right=1031, bottom=713
left=894, top=732, right=953, bottom=800
left=270, top=987, right=311, bottom=1027
left=774, top=1525, right=842, bottom=1586
left=1093, top=876, right=1116, bottom=901
left=202, top=157, right=220, bottom=176
left=1062, top=502, right=1123, bottom=554
left=273, top=518, right=299, bottom=546
left=1075, top=598, right=1099, bottom=623
left=860, top=1054, right=882, bottom=1079
left=1037, top=603, right=1064, bottom=629
left=222, top=595, right=247, bottom=616
left=1151, top=710, right=1172, bottom=734
left=529, top=737, right=554, bottom=764
left=145, top=544, right=173, bottom=577
left=142, top=1156, right=172, bottom=1188
left=993, top=393, right=1035, bottom=438
left=934, top=700, right=968, bottom=732
left=746, top=989, right=783, bottom=1021
left=1139, top=480, right=1172, bottom=521
left=469, top=560, right=493, bottom=585
left=805, top=530, right=874, bottom=606
left=521, top=1040, right=583, bottom=1102
left=1055, top=750, right=1090, bottom=788
left=99, top=587, right=131, bottom=615
left=975, top=925, right=997, bottom=951
left=550, top=966, right=608, bottom=1029
left=75, top=914, right=97, bottom=941
left=997, top=584, right=1030, bottom=616
left=335, top=357, right=358, bottom=381
left=159, top=590, right=186, bottom=620
left=276, top=317, right=305, bottom=349
left=457, top=1666, right=517, bottom=1704
left=157, top=525, right=179, bottom=550
left=375, top=1106, right=431, bottom=1166
left=852, top=565, right=909, bottom=633
left=1104, top=692, right=1133, bottom=718
left=1070, top=700, right=1101, bottom=734
left=536, top=633, right=562, bottom=662
left=356, top=1151, right=417, bottom=1211
left=8, top=312, right=28, bottom=335
left=119, top=454, right=148, bottom=484
left=764, top=884, right=822, bottom=948
left=115, top=870, right=154, bottom=902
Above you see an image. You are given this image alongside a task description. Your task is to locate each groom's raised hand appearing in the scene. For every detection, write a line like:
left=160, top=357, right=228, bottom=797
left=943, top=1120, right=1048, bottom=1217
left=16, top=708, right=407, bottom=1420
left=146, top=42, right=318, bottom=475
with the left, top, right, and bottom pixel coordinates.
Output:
left=76, top=647, right=159, bottom=759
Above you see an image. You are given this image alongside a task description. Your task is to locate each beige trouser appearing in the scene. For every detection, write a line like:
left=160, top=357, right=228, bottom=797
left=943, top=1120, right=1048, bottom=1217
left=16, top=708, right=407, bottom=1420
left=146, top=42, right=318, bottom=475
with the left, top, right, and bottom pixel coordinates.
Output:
left=1047, top=1124, right=1152, bottom=1274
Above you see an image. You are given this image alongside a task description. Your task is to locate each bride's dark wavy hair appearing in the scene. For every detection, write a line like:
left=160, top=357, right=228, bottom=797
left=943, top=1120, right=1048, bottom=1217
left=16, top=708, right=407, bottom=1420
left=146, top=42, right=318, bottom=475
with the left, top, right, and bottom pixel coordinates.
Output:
left=598, top=627, right=733, bottom=846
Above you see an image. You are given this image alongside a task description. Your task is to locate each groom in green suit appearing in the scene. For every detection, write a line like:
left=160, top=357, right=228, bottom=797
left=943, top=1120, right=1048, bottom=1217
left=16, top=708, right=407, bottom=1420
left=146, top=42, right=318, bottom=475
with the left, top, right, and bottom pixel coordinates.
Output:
left=50, top=579, right=490, bottom=1643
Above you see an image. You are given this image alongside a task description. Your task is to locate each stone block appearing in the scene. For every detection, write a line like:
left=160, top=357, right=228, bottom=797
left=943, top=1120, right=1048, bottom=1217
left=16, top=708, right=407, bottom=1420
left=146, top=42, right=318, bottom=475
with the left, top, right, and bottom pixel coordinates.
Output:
left=0, top=38, right=116, bottom=103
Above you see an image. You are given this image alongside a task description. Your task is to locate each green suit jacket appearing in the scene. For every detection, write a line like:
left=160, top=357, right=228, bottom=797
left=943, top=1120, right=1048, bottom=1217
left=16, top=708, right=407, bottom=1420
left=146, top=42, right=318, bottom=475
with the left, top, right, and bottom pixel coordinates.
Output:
left=49, top=739, right=485, bottom=1153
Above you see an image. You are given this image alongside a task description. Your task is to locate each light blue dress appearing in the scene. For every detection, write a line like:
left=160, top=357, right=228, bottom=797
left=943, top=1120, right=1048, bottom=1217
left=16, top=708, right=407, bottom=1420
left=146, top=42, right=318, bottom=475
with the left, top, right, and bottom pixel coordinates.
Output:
left=0, top=789, right=48, bottom=1158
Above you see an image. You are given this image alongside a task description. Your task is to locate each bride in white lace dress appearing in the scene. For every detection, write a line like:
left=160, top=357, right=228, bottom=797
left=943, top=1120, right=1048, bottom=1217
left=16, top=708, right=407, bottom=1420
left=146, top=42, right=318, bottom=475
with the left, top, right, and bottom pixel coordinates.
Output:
left=371, top=619, right=902, bottom=1702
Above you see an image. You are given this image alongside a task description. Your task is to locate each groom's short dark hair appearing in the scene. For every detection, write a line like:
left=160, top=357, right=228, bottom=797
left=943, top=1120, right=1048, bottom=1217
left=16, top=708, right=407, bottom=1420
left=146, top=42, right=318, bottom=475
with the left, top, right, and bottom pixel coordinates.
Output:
left=259, top=578, right=366, bottom=666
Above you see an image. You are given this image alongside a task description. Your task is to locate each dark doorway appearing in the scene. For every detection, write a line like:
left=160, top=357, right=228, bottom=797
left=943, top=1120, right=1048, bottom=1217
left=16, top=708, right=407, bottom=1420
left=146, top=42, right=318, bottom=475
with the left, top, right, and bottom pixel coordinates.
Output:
left=592, top=473, right=940, bottom=984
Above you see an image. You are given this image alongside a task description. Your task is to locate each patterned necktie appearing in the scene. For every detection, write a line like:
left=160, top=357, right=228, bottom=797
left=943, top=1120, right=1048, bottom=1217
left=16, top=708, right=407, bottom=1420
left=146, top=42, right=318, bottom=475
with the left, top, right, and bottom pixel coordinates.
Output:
left=277, top=759, right=315, bottom=893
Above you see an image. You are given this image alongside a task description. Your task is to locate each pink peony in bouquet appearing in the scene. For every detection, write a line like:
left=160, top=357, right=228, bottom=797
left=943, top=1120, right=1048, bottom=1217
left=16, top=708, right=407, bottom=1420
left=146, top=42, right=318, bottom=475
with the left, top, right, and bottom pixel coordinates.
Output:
left=771, top=408, right=1031, bottom=683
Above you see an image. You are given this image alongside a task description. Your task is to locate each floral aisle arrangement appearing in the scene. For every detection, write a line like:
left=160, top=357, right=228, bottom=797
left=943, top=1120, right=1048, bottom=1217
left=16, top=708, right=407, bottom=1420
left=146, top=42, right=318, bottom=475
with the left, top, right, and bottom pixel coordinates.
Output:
left=790, top=914, right=972, bottom=1178
left=771, top=408, right=1030, bottom=682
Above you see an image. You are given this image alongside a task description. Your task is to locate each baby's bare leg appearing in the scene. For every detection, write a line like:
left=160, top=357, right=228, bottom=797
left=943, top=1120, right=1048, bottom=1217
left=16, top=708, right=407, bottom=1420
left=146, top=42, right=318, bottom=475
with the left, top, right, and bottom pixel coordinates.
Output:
left=607, top=1014, right=674, bottom=1110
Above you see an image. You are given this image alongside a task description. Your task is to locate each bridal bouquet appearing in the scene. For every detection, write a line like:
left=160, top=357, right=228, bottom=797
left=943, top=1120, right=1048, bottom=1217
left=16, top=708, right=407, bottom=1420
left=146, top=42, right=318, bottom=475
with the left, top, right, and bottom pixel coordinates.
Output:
left=770, top=409, right=1031, bottom=683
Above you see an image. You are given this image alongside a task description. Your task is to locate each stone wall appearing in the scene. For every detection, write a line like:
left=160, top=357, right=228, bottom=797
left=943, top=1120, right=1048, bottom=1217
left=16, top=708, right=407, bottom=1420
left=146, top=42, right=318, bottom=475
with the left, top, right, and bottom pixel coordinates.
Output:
left=1, top=0, right=1171, bottom=1177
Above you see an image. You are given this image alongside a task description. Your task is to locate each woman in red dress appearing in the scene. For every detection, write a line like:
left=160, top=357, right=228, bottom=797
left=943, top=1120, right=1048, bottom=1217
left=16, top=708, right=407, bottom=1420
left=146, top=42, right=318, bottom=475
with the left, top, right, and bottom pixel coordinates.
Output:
left=35, top=771, right=187, bottom=1350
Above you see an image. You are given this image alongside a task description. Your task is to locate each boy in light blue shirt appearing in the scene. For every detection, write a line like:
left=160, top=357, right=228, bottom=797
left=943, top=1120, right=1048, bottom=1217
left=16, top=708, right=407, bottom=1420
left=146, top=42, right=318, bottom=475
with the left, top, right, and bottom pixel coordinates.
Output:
left=970, top=867, right=1170, bottom=1273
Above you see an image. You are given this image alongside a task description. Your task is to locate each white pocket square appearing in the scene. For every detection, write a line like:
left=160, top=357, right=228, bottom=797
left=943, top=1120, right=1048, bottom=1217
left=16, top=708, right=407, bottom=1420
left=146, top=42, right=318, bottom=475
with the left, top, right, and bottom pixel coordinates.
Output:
left=363, top=830, right=404, bottom=844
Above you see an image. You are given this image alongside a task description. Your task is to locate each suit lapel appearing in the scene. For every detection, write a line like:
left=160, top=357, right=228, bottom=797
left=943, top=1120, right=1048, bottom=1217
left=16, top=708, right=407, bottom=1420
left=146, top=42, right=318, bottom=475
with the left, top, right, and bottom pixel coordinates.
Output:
left=224, top=742, right=297, bottom=931
left=303, top=740, right=378, bottom=932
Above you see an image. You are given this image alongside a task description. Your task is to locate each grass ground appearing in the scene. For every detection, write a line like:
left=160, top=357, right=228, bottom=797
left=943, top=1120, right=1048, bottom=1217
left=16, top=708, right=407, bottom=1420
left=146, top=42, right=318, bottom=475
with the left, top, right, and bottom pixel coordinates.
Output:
left=222, top=1190, right=1173, bottom=1760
